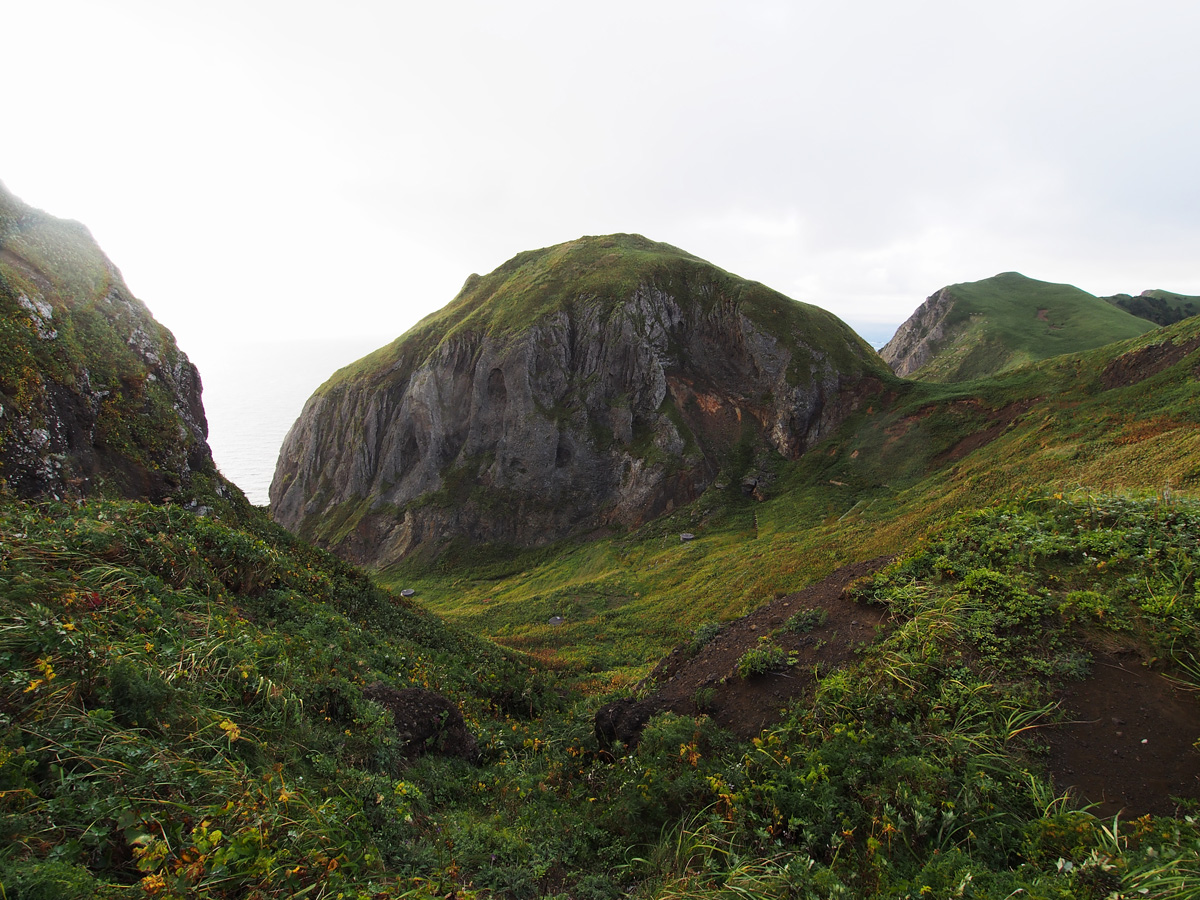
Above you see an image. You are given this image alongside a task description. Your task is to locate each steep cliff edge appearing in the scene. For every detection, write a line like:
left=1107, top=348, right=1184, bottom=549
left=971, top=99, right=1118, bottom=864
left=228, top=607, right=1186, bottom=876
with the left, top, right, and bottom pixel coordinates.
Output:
left=271, top=234, right=890, bottom=566
left=880, top=272, right=1157, bottom=382
left=0, top=182, right=217, bottom=500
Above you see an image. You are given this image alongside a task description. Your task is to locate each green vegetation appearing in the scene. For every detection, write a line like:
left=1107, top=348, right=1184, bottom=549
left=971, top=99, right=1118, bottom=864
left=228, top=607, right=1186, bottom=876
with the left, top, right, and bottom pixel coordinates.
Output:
left=735, top=638, right=798, bottom=678
left=1103, top=289, right=1200, bottom=327
left=382, top=314, right=1200, bottom=679
left=6, top=488, right=1200, bottom=898
left=902, top=272, right=1157, bottom=382
left=783, top=608, right=828, bottom=633
left=4, top=190, right=1200, bottom=896
left=0, top=495, right=563, bottom=898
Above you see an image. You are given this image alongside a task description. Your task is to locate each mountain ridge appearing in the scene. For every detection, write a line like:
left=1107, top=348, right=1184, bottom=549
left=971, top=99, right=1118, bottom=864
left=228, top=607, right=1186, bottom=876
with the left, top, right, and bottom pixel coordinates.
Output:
left=879, top=271, right=1159, bottom=381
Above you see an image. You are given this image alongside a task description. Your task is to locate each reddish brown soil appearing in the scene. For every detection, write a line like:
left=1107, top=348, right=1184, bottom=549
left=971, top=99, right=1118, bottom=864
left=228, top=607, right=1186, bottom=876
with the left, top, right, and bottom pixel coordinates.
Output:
left=637, top=561, right=1200, bottom=818
left=932, top=399, right=1036, bottom=466
left=1101, top=333, right=1200, bottom=389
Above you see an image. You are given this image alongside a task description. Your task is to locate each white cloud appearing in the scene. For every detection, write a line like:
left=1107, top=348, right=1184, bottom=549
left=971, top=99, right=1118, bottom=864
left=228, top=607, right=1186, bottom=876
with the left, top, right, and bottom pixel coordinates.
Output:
left=5, top=0, right=1198, bottom=349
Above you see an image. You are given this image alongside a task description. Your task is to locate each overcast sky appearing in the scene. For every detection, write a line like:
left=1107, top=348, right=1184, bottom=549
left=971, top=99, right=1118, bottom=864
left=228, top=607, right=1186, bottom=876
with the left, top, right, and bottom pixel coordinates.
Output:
left=6, top=0, right=1199, bottom=357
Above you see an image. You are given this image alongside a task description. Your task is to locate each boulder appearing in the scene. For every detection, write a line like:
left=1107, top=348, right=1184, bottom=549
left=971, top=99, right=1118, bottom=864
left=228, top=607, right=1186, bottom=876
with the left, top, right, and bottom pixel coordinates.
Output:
left=594, top=697, right=665, bottom=749
left=362, top=683, right=478, bottom=762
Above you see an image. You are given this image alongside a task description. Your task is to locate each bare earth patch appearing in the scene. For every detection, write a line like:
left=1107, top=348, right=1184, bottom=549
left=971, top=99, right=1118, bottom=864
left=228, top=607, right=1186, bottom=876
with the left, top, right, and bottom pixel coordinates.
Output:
left=1045, top=652, right=1200, bottom=818
left=632, top=560, right=1200, bottom=818
left=641, top=557, right=891, bottom=739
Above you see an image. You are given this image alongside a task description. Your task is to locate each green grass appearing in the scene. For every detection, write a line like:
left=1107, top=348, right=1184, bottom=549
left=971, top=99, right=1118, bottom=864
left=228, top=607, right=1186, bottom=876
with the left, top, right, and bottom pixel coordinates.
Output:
left=7, top=483, right=1200, bottom=897
left=902, top=272, right=1158, bottom=382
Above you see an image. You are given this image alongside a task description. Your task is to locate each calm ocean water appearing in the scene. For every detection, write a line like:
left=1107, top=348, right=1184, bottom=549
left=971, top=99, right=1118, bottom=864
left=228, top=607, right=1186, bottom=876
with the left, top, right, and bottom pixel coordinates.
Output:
left=195, top=339, right=380, bottom=506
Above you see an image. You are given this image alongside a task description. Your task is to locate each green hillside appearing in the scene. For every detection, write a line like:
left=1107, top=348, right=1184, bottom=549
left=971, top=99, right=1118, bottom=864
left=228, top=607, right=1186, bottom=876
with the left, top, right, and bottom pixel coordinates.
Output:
left=383, top=314, right=1200, bottom=679
left=896, top=272, right=1157, bottom=382
left=5, top=202, right=1200, bottom=898
left=7, top=488, right=1200, bottom=897
left=1103, top=288, right=1200, bottom=326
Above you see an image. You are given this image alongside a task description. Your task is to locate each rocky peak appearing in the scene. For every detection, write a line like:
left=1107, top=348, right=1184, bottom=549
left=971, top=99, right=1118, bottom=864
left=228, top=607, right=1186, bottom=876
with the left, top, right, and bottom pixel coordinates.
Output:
left=0, top=181, right=217, bottom=501
left=270, top=234, right=890, bottom=566
left=878, top=287, right=955, bottom=378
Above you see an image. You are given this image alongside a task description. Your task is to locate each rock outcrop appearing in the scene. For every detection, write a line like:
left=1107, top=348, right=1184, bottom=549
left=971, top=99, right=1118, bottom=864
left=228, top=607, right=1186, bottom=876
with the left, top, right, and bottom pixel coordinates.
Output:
left=880, top=272, right=1157, bottom=383
left=0, top=182, right=216, bottom=501
left=362, top=683, right=478, bottom=762
left=878, top=287, right=956, bottom=378
left=271, top=234, right=889, bottom=565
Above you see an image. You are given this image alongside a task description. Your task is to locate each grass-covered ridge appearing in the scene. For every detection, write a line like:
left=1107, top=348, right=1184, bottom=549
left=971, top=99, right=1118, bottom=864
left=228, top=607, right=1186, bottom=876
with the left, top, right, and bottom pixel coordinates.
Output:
left=901, top=272, right=1158, bottom=382
left=316, top=233, right=880, bottom=395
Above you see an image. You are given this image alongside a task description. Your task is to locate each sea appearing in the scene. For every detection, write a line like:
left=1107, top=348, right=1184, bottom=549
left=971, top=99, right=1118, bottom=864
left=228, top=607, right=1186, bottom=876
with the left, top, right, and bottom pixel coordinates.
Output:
left=194, top=338, right=380, bottom=506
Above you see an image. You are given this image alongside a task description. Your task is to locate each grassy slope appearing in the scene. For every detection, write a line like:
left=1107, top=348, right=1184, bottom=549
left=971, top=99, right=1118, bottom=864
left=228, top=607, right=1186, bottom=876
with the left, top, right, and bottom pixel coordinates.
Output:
left=8, top=493, right=1200, bottom=898
left=382, top=315, right=1200, bottom=683
left=0, top=496, right=564, bottom=898
left=5, top=320, right=1200, bottom=898
left=906, top=272, right=1157, bottom=382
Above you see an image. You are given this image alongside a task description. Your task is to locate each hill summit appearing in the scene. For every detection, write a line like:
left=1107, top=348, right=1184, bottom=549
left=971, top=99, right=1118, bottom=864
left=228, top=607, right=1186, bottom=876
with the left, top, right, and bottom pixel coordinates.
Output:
left=271, top=234, right=890, bottom=565
left=880, top=271, right=1158, bottom=381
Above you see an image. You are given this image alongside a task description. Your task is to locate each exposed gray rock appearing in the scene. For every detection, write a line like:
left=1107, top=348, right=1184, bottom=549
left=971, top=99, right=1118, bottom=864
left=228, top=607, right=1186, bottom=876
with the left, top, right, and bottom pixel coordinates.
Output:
left=878, top=287, right=955, bottom=377
left=0, top=182, right=216, bottom=501
left=271, top=236, right=888, bottom=565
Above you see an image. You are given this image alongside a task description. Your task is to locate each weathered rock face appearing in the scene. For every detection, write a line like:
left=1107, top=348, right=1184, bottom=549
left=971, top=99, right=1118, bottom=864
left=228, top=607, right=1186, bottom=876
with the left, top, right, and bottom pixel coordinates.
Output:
left=271, top=235, right=889, bottom=565
left=878, top=287, right=955, bottom=378
left=881, top=272, right=1158, bottom=383
left=0, top=182, right=216, bottom=500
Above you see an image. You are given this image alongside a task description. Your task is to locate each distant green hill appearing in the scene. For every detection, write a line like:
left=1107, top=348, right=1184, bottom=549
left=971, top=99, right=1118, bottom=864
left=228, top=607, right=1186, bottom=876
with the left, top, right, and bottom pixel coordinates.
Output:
left=880, top=271, right=1158, bottom=382
left=1103, top=288, right=1200, bottom=326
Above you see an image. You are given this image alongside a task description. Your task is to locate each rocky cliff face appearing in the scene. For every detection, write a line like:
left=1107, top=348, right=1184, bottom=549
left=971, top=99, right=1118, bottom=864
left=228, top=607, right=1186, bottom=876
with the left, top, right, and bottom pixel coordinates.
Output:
left=0, top=182, right=216, bottom=501
left=878, top=287, right=955, bottom=378
left=271, top=235, right=889, bottom=566
left=880, top=272, right=1157, bottom=383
